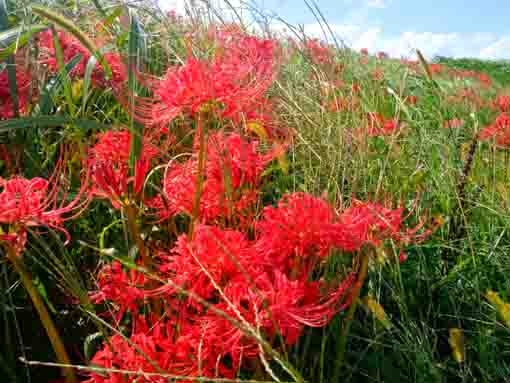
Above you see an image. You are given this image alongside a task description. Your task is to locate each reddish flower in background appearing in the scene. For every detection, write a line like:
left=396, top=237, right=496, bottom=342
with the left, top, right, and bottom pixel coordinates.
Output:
left=365, top=112, right=399, bottom=136
left=478, top=72, right=492, bottom=87
left=0, top=67, right=32, bottom=119
left=407, top=95, right=418, bottom=105
left=493, top=95, right=510, bottom=113
left=479, top=113, right=510, bottom=147
left=428, top=64, right=443, bottom=75
left=360, top=48, right=369, bottom=55
left=377, top=51, right=388, bottom=60
left=39, top=30, right=127, bottom=90
left=336, top=199, right=431, bottom=248
left=443, top=118, right=465, bottom=129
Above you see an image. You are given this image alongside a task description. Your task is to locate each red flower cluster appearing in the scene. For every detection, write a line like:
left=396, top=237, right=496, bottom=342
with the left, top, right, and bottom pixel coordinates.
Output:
left=0, top=66, right=32, bottom=119
left=87, top=130, right=159, bottom=208
left=365, top=112, right=399, bottom=136
left=39, top=30, right=127, bottom=90
left=492, top=95, right=510, bottom=113
left=87, top=190, right=430, bottom=382
left=155, top=131, right=277, bottom=227
left=0, top=169, right=89, bottom=253
left=479, top=113, right=510, bottom=147
left=139, top=30, right=278, bottom=127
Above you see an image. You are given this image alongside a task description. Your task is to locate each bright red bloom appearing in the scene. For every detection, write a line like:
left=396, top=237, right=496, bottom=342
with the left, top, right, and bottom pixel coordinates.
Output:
left=479, top=113, right=510, bottom=147
left=87, top=130, right=159, bottom=208
left=360, top=48, right=369, bottom=55
left=154, top=224, right=258, bottom=308
left=137, top=33, right=277, bottom=127
left=89, top=261, right=147, bottom=321
left=0, top=66, right=31, bottom=119
left=0, top=167, right=89, bottom=253
left=255, top=193, right=360, bottom=276
left=336, top=199, right=430, bottom=248
left=156, top=132, right=277, bottom=226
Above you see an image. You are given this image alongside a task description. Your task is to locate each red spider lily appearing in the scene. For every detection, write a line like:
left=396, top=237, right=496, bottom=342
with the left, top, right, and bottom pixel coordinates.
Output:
left=87, top=130, right=159, bottom=208
left=304, top=38, right=334, bottom=65
left=371, top=68, right=385, bottom=81
left=428, top=64, right=443, bottom=75
left=336, top=198, right=431, bottom=248
left=360, top=48, right=369, bottom=55
left=478, top=73, right=492, bottom=87
left=479, top=113, right=510, bottom=147
left=0, top=162, right=90, bottom=254
left=89, top=261, right=147, bottom=322
left=0, top=66, right=32, bottom=119
left=153, top=224, right=259, bottom=309
left=493, top=95, right=510, bottom=113
left=39, top=30, right=127, bottom=90
left=199, top=268, right=356, bottom=367
left=86, top=316, right=237, bottom=383
left=377, top=51, right=388, bottom=60
left=255, top=193, right=360, bottom=276
left=443, top=118, right=465, bottom=129
left=130, top=33, right=278, bottom=127
left=364, top=112, right=399, bottom=137
left=155, top=131, right=278, bottom=226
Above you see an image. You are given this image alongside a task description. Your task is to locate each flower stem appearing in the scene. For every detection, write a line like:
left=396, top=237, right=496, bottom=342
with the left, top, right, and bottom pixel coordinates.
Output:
left=5, top=245, right=77, bottom=383
left=334, top=247, right=370, bottom=380
left=124, top=203, right=150, bottom=267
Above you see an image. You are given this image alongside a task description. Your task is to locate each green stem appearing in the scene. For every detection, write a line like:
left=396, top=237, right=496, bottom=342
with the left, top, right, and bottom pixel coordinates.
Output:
left=334, top=248, right=370, bottom=380
left=5, top=245, right=77, bottom=383
left=189, top=117, right=208, bottom=238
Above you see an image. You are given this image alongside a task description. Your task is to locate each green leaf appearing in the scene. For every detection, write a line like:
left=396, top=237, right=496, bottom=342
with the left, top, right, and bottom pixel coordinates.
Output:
left=0, top=116, right=108, bottom=132
left=127, top=9, right=144, bottom=172
left=0, top=24, right=47, bottom=50
left=38, top=53, right=83, bottom=114
left=83, top=332, right=103, bottom=363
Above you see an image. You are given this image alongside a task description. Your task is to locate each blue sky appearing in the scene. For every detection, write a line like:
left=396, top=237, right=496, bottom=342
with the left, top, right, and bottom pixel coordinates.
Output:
left=159, top=0, right=510, bottom=59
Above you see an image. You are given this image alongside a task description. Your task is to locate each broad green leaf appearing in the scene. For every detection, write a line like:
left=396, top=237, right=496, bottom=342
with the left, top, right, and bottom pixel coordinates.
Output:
left=0, top=116, right=108, bottom=132
left=38, top=53, right=83, bottom=114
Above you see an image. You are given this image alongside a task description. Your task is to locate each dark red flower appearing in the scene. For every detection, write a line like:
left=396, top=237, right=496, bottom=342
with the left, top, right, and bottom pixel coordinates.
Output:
left=0, top=66, right=31, bottom=119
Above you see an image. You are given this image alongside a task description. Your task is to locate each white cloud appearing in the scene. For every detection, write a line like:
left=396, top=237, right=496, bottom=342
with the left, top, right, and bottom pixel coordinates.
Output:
left=301, top=22, right=510, bottom=59
left=366, top=0, right=388, bottom=8
left=479, top=37, right=510, bottom=60
left=159, top=0, right=242, bottom=16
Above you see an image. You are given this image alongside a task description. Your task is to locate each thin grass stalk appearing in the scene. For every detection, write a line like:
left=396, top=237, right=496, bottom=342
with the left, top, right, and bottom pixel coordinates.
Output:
left=4, top=244, right=77, bottom=383
left=190, top=116, right=208, bottom=238
left=334, top=246, right=371, bottom=381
